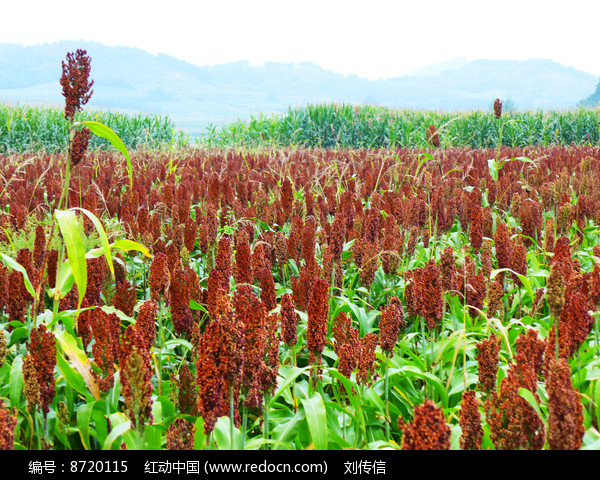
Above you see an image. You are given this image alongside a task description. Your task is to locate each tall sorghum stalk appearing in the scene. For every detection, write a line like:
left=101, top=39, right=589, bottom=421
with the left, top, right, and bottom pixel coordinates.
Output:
left=494, top=98, right=503, bottom=166
left=52, top=50, right=94, bottom=327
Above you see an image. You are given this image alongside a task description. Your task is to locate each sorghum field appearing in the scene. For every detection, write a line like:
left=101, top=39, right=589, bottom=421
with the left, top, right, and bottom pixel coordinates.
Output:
left=0, top=50, right=599, bottom=452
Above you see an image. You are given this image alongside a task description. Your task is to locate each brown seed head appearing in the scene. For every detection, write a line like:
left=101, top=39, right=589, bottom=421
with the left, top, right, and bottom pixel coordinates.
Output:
left=401, top=400, right=451, bottom=450
left=60, top=49, right=94, bottom=120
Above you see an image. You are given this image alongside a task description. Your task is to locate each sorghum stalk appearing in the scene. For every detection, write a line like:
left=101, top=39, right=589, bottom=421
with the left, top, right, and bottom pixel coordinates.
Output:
left=384, top=352, right=391, bottom=442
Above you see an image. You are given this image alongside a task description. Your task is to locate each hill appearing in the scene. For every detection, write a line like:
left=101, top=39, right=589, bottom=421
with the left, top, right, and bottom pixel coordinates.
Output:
left=0, top=41, right=597, bottom=136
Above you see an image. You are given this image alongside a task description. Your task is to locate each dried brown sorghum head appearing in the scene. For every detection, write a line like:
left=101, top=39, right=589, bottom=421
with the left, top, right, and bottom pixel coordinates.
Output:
left=475, top=334, right=501, bottom=394
left=459, top=390, right=483, bottom=450
left=70, top=127, right=91, bottom=166
left=119, top=326, right=153, bottom=430
left=0, top=400, right=17, bottom=450
left=60, top=49, right=94, bottom=120
left=493, top=98, right=503, bottom=118
left=401, top=400, right=451, bottom=450
left=378, top=297, right=405, bottom=356
left=166, top=417, right=195, bottom=450
left=545, top=357, right=585, bottom=450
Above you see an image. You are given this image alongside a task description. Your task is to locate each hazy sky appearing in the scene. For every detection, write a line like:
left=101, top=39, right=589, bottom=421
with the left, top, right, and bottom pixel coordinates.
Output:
left=3, top=0, right=599, bottom=79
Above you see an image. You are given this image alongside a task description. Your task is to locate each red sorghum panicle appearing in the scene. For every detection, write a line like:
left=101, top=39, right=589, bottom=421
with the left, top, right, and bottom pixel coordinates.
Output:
left=280, top=293, right=298, bottom=347
left=302, top=217, right=317, bottom=268
left=337, top=343, right=357, bottom=379
left=511, top=242, right=528, bottom=285
left=306, top=278, right=329, bottom=370
left=546, top=262, right=566, bottom=320
left=281, top=178, right=294, bottom=220
left=214, top=237, right=232, bottom=289
left=466, top=273, right=486, bottom=315
left=23, top=325, right=56, bottom=414
left=113, top=280, right=137, bottom=317
left=119, top=326, right=153, bottom=430
left=475, top=334, right=501, bottom=394
left=196, top=312, right=243, bottom=434
left=420, top=259, right=444, bottom=329
left=234, top=240, right=253, bottom=285
left=91, top=309, right=120, bottom=392
left=356, top=333, right=378, bottom=386
left=260, top=313, right=281, bottom=400
left=0, top=401, right=17, bottom=450
left=166, top=417, right=195, bottom=450
left=60, top=49, right=94, bottom=120
left=515, top=329, right=547, bottom=379
left=426, top=125, right=440, bottom=148
left=239, top=294, right=267, bottom=409
left=135, top=300, right=158, bottom=350
left=69, top=127, right=91, bottom=166
left=46, top=249, right=59, bottom=291
left=459, top=390, right=483, bottom=450
left=494, top=222, right=513, bottom=272
left=545, top=357, right=585, bottom=450
left=470, top=204, right=483, bottom=253
left=259, top=268, right=277, bottom=313
left=440, top=246, right=456, bottom=292
left=378, top=297, right=405, bottom=356
left=148, top=252, right=170, bottom=302
left=401, top=400, right=451, bottom=450
left=170, top=268, right=193, bottom=337
left=332, top=312, right=359, bottom=354
left=174, top=361, right=198, bottom=416
left=551, top=291, right=593, bottom=360
left=493, top=98, right=503, bottom=118
left=207, top=268, right=231, bottom=322
left=485, top=350, right=546, bottom=450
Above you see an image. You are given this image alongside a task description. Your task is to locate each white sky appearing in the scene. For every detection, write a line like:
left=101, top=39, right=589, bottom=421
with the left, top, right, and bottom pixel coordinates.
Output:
left=2, top=0, right=599, bottom=79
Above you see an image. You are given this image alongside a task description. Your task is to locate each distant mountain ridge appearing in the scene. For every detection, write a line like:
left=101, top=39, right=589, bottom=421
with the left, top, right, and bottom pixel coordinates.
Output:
left=0, top=41, right=597, bottom=136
